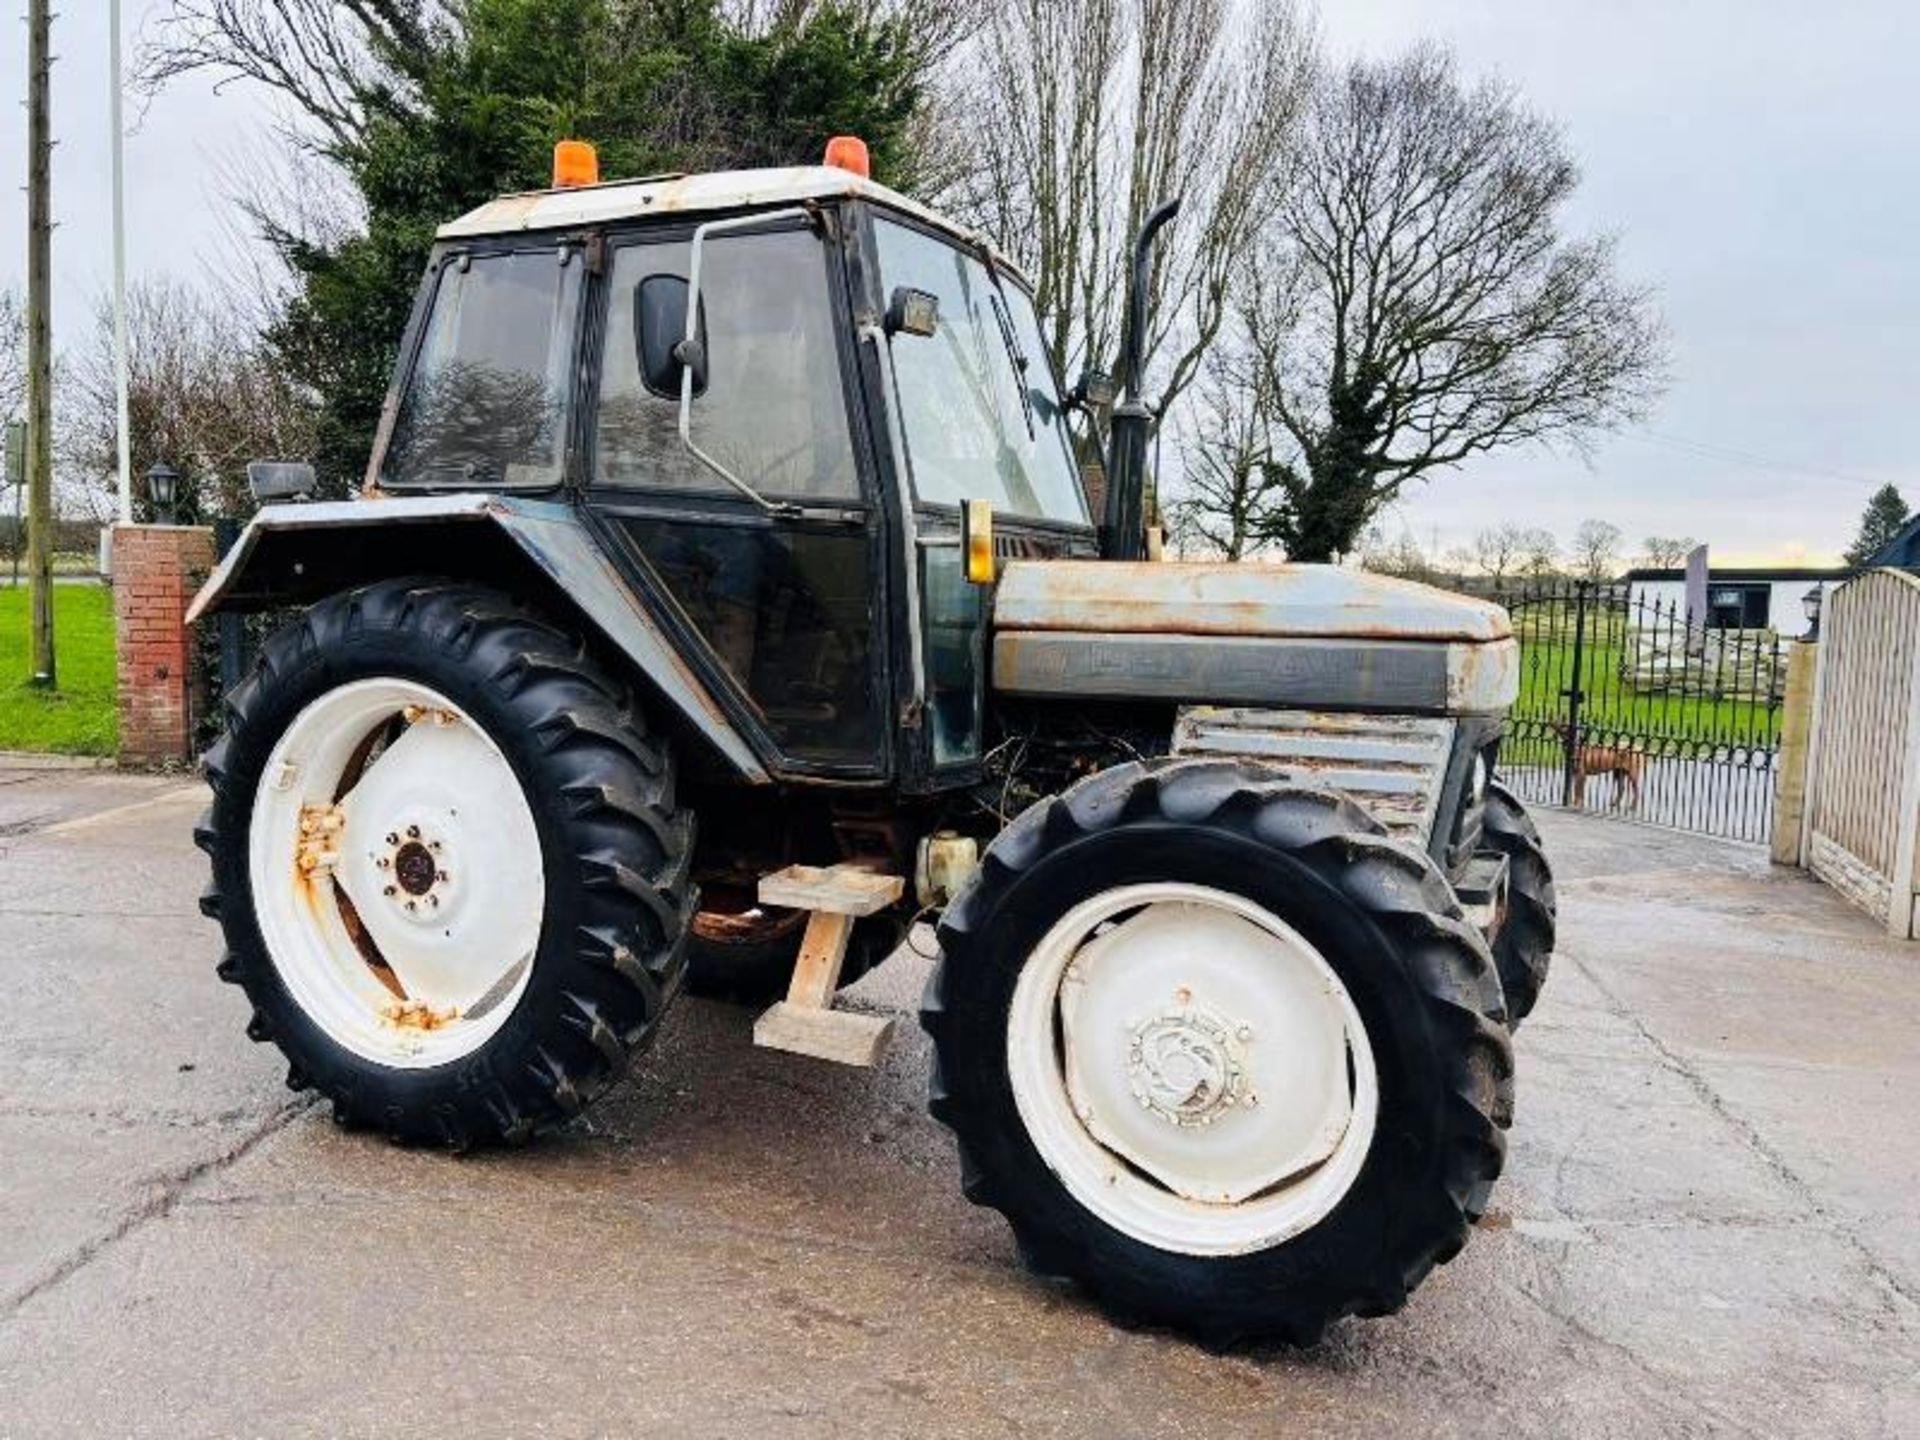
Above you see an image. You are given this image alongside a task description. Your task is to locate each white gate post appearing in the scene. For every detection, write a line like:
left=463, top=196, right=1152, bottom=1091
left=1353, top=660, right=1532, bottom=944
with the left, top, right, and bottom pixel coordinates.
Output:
left=1889, top=637, right=1920, bottom=939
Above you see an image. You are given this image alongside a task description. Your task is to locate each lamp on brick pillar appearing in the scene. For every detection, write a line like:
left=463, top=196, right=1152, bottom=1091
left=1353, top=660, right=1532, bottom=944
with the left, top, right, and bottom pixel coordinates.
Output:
left=1801, top=584, right=1824, bottom=642
left=145, top=462, right=180, bottom=526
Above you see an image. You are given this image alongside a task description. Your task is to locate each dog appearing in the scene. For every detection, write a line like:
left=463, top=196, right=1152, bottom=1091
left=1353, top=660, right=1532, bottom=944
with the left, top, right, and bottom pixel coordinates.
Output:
left=1549, top=722, right=1645, bottom=810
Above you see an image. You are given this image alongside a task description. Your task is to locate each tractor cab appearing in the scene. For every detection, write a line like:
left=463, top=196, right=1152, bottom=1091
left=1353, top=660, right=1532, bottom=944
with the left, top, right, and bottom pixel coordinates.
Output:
left=367, top=140, right=1095, bottom=791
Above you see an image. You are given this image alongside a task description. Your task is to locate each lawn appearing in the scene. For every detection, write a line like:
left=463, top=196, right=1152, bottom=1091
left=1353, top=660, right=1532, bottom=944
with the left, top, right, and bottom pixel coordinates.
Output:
left=0, top=584, right=118, bottom=756
left=1502, top=598, right=1784, bottom=771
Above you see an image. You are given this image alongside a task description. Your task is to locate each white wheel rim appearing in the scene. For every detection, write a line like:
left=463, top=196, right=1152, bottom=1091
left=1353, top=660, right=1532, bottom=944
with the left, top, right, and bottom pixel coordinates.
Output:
left=1007, top=882, right=1378, bottom=1257
left=247, top=677, right=545, bottom=1068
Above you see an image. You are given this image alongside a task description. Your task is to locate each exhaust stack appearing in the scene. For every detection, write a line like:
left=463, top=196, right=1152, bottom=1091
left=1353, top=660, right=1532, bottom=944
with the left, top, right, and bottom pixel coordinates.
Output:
left=1100, top=197, right=1182, bottom=562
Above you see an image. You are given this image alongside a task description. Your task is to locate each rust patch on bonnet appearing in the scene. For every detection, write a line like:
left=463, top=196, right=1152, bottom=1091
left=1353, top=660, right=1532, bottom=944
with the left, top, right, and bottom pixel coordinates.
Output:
left=995, top=560, right=1512, bottom=644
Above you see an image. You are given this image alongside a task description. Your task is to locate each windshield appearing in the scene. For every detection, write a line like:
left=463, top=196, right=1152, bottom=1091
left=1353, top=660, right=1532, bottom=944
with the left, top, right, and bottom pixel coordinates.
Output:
left=383, top=246, right=583, bottom=489
left=872, top=217, right=1088, bottom=525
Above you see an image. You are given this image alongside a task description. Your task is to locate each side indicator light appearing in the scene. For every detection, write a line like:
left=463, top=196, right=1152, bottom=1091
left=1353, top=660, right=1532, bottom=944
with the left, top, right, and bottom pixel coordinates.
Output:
left=964, top=499, right=996, bottom=585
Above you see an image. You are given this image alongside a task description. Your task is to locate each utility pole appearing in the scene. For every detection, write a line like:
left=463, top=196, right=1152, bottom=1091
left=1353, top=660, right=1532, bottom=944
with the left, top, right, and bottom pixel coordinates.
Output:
left=25, top=0, right=57, bottom=686
left=110, top=0, right=132, bottom=524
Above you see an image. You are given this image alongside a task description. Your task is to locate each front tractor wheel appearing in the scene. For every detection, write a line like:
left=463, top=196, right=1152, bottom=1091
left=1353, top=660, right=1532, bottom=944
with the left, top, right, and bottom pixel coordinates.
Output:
left=922, top=760, right=1513, bottom=1346
left=1482, top=780, right=1557, bottom=1027
left=198, top=579, right=694, bottom=1147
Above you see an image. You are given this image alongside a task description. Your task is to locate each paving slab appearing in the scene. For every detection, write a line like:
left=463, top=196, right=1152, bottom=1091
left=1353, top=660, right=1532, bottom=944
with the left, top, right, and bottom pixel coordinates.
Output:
left=0, top=769, right=1915, bottom=1437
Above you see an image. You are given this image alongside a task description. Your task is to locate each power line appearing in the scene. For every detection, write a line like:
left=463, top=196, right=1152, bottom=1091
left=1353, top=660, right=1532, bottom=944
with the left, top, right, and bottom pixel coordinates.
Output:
left=1621, top=429, right=1888, bottom=490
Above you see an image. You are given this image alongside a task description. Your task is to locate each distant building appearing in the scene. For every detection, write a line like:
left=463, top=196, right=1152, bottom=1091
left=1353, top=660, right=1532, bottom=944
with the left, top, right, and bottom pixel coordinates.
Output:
left=1867, top=513, right=1920, bottom=570
left=1624, top=565, right=1847, bottom=639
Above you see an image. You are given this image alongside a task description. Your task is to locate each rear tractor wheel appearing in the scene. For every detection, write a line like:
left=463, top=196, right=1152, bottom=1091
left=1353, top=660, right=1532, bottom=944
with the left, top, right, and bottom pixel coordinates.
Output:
left=197, top=578, right=694, bottom=1147
left=687, top=882, right=904, bottom=1005
left=923, top=760, right=1512, bottom=1346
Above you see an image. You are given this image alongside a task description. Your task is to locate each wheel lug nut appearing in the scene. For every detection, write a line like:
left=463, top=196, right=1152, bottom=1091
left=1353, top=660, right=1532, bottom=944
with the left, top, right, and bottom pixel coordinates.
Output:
left=405, top=899, right=417, bottom=912
left=383, top=885, right=397, bottom=897
left=376, top=857, right=390, bottom=870
left=385, top=832, right=399, bottom=846
left=406, top=825, right=421, bottom=839
left=437, top=870, right=450, bottom=883
left=428, top=840, right=442, bottom=852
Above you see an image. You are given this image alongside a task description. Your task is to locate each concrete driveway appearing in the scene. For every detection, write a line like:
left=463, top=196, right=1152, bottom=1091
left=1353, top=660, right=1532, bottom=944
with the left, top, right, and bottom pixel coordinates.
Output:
left=0, top=763, right=1915, bottom=1437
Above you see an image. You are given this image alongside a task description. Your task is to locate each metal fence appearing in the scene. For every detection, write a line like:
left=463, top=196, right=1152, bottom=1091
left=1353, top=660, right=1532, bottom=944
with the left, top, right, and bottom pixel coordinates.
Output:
left=1487, top=577, right=1788, bottom=845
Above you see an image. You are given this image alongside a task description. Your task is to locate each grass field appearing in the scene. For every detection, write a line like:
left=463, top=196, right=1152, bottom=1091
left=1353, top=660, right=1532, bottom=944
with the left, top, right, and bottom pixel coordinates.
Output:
left=0, top=584, right=117, bottom=756
left=1503, top=601, right=1783, bottom=770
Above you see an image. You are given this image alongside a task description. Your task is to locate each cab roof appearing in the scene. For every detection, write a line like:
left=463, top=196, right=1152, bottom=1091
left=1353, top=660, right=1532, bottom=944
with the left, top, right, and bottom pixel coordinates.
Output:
left=437, top=164, right=1024, bottom=278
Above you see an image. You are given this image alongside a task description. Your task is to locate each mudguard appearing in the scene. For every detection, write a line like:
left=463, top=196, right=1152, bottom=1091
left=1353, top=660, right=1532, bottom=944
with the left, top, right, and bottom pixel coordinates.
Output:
left=187, top=493, right=770, bottom=782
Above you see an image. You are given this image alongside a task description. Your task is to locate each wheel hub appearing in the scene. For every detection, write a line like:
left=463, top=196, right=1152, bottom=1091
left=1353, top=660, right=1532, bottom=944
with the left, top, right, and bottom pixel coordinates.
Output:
left=1126, top=1003, right=1251, bottom=1127
left=393, top=840, right=439, bottom=896
left=1039, top=891, right=1372, bottom=1230
left=369, top=822, right=455, bottom=920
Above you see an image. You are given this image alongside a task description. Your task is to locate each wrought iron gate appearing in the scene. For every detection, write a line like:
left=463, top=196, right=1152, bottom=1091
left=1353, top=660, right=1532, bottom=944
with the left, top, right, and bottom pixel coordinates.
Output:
left=1489, top=578, right=1787, bottom=844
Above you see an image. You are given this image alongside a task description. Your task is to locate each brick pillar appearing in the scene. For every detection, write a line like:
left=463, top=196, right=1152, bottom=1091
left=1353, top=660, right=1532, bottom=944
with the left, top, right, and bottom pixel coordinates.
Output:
left=112, top=524, right=216, bottom=767
left=1771, top=639, right=1820, bottom=868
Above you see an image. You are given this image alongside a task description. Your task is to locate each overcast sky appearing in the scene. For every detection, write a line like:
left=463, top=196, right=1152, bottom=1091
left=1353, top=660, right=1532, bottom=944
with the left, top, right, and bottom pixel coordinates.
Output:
left=3, top=1, right=1915, bottom=565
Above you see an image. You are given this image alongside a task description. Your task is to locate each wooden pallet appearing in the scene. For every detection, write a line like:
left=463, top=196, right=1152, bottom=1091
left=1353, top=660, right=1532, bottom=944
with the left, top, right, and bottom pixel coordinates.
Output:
left=751, top=863, right=905, bottom=1067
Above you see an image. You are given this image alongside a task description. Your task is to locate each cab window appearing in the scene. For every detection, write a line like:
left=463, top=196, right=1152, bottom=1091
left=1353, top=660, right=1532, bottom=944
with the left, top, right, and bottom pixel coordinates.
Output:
left=872, top=217, right=1088, bottom=524
left=383, top=247, right=582, bottom=489
left=595, top=229, right=859, bottom=500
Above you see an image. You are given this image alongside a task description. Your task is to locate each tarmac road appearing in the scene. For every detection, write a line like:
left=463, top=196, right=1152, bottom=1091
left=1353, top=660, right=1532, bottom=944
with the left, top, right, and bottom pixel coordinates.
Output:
left=0, top=764, right=1915, bottom=1437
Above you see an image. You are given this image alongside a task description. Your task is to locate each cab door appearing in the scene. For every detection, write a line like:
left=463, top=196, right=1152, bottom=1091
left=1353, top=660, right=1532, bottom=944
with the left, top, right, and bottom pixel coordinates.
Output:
left=858, top=209, right=1098, bottom=789
left=583, top=214, right=891, bottom=780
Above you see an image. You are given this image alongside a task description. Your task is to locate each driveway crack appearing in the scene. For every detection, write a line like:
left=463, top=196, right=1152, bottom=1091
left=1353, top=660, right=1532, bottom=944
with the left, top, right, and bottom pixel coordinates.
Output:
left=0, top=1097, right=313, bottom=1322
left=1566, top=946, right=1920, bottom=1315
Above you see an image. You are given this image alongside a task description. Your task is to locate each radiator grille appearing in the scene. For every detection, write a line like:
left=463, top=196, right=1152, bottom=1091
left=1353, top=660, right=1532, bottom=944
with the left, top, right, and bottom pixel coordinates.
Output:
left=1171, top=707, right=1457, bottom=845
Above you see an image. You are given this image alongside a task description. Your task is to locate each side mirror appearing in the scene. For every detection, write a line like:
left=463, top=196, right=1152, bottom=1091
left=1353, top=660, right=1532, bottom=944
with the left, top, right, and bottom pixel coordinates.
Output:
left=1068, top=369, right=1117, bottom=413
left=637, top=274, right=707, bottom=398
left=247, top=460, right=316, bottom=504
left=885, top=286, right=940, bottom=338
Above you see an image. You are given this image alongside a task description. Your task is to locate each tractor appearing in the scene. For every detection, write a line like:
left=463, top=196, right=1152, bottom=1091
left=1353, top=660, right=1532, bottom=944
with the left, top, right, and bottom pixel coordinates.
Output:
left=191, top=136, right=1555, bottom=1345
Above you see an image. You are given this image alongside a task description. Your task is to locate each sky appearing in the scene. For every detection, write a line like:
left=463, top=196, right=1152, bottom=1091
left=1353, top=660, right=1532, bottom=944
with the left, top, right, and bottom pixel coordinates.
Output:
left=2, top=0, right=1916, bottom=567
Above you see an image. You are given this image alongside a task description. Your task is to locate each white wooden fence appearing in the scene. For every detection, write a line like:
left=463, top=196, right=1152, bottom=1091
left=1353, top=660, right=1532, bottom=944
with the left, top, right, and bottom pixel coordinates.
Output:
left=1801, top=569, right=1920, bottom=937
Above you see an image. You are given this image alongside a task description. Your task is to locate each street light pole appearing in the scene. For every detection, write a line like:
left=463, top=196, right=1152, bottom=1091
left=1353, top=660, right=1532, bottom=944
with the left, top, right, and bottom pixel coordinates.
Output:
left=110, top=0, right=133, bottom=525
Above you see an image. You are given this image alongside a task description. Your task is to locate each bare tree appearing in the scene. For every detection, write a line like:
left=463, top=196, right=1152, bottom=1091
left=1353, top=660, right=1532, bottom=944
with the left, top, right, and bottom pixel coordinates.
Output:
left=1641, top=535, right=1697, bottom=569
left=1238, top=45, right=1664, bottom=561
left=137, top=1, right=444, bottom=153
left=0, top=288, right=23, bottom=423
left=1519, top=527, right=1560, bottom=579
left=951, top=0, right=1316, bottom=419
left=61, top=280, right=318, bottom=523
left=1454, top=523, right=1531, bottom=583
left=1169, top=348, right=1287, bottom=560
left=1570, top=518, right=1623, bottom=583
left=1357, top=525, right=1438, bottom=584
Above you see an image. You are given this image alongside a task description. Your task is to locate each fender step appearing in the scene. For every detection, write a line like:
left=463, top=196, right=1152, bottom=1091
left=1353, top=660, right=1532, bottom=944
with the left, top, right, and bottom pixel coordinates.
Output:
left=751, top=864, right=905, bottom=1067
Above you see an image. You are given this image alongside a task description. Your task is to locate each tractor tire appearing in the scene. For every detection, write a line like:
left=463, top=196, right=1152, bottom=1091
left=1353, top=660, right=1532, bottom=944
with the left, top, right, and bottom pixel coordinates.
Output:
left=687, top=910, right=905, bottom=1005
left=197, top=578, right=694, bottom=1148
left=922, top=759, right=1512, bottom=1347
left=1481, top=780, right=1556, bottom=1027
